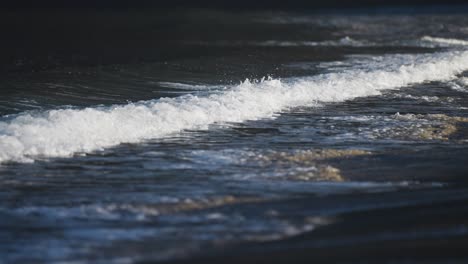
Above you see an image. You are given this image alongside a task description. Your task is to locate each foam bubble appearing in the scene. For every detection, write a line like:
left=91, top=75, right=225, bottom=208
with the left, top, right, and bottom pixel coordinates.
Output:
left=1, top=50, right=468, bottom=163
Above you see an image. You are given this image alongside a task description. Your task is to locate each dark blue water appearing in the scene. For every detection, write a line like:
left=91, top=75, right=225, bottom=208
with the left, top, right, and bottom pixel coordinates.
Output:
left=1, top=9, right=468, bottom=263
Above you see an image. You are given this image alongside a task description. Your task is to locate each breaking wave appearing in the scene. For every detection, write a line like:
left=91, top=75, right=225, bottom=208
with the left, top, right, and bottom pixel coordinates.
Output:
left=1, top=50, right=468, bottom=163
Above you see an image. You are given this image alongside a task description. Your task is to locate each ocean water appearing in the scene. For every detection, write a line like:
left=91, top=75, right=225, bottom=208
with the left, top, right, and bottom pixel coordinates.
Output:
left=1, top=9, right=468, bottom=263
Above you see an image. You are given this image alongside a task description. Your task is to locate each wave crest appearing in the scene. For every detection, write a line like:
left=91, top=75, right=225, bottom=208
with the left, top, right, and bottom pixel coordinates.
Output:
left=421, top=36, right=468, bottom=47
left=1, top=51, right=468, bottom=163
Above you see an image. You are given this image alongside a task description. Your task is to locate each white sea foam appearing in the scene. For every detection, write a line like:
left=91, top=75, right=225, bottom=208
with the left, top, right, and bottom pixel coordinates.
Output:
left=390, top=94, right=444, bottom=103
left=448, top=77, right=468, bottom=93
left=1, top=50, right=468, bottom=163
left=421, top=36, right=468, bottom=47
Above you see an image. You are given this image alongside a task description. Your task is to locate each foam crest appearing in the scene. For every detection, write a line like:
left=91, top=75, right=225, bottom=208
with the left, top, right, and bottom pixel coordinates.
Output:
left=1, top=51, right=468, bottom=163
left=421, top=36, right=468, bottom=47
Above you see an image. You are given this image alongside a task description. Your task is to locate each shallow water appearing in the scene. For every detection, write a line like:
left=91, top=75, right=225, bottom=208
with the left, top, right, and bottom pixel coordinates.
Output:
left=1, top=9, right=468, bottom=263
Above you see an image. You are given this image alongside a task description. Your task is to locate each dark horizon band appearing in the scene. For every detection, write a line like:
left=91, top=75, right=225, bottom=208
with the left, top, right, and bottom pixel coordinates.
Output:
left=2, top=0, right=468, bottom=9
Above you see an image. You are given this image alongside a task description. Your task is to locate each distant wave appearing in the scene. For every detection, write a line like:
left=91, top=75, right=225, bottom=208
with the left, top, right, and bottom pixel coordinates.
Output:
left=1, top=50, right=468, bottom=163
left=190, top=37, right=372, bottom=48
left=257, top=37, right=371, bottom=47
left=158, top=82, right=226, bottom=90
left=421, top=36, right=468, bottom=47
left=194, top=36, right=468, bottom=48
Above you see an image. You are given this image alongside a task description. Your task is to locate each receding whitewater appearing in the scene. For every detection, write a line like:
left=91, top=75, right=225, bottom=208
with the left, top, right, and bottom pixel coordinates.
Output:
left=1, top=50, right=468, bottom=163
